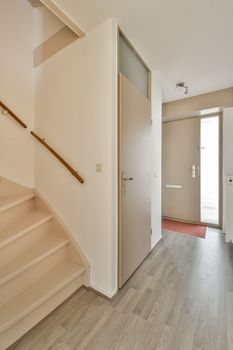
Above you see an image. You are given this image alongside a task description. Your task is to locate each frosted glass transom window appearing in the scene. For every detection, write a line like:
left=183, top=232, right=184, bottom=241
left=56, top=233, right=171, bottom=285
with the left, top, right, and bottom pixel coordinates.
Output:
left=119, top=33, right=149, bottom=98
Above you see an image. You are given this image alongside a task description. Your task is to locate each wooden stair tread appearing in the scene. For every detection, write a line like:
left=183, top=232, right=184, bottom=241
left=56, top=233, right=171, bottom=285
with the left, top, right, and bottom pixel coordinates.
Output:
left=0, top=208, right=53, bottom=247
left=0, top=193, right=35, bottom=213
left=0, top=177, right=32, bottom=197
left=0, top=260, right=85, bottom=333
left=0, top=233, right=69, bottom=285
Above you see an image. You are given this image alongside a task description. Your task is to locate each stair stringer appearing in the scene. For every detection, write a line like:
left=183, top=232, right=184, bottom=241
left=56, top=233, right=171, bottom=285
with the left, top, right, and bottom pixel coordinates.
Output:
left=35, top=189, right=90, bottom=287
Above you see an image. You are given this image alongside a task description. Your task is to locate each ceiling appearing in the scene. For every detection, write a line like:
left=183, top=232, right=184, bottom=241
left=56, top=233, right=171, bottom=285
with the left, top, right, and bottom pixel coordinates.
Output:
left=53, top=0, right=233, bottom=102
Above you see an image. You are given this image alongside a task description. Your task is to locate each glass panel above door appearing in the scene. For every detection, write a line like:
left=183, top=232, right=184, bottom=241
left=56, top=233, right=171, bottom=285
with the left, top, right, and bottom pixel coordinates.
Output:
left=119, top=32, right=149, bottom=98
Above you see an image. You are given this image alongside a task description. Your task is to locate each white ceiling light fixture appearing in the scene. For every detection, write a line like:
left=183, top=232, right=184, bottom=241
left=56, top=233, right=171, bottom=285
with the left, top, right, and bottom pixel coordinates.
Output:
left=176, top=82, right=189, bottom=95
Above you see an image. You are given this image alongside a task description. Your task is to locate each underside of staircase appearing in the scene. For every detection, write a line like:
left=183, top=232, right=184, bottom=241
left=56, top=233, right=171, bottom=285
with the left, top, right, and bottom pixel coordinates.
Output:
left=0, top=177, right=90, bottom=350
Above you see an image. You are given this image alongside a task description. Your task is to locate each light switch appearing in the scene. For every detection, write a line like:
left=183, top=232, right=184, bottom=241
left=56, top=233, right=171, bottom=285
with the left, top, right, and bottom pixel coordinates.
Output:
left=96, top=163, right=103, bottom=173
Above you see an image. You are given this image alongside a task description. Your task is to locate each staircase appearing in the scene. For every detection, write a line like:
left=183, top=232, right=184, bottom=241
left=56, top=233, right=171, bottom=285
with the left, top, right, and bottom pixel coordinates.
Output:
left=0, top=177, right=89, bottom=349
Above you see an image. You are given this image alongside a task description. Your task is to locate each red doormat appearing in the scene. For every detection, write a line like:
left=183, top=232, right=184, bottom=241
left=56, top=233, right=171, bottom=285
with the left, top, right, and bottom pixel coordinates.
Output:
left=162, top=219, right=207, bottom=239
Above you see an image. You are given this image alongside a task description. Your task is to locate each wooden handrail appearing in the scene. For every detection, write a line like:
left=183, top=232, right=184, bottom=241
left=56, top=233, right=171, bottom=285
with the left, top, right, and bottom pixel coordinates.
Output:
left=0, top=101, right=27, bottom=128
left=31, top=131, right=84, bottom=184
left=1, top=99, right=84, bottom=183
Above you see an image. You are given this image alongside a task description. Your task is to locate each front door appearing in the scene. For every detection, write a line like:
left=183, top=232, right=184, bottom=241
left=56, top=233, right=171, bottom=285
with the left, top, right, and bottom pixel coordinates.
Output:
left=162, top=117, right=200, bottom=222
left=119, top=73, right=151, bottom=288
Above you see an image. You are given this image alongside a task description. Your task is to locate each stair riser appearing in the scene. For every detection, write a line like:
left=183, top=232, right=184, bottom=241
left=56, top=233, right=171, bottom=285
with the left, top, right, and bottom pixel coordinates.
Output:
left=0, top=275, right=85, bottom=350
left=0, top=199, right=35, bottom=232
left=0, top=177, right=32, bottom=198
left=0, top=221, right=53, bottom=268
left=0, top=247, right=68, bottom=307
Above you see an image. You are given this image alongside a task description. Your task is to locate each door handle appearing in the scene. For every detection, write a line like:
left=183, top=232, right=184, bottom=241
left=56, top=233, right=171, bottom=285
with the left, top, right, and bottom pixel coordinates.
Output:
left=123, top=177, right=134, bottom=181
left=121, top=172, right=133, bottom=194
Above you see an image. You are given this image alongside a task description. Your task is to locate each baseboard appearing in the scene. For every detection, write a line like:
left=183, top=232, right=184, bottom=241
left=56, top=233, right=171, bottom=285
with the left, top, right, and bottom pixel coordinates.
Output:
left=162, top=216, right=200, bottom=225
left=89, top=283, right=118, bottom=299
left=162, top=216, right=221, bottom=229
left=151, top=234, right=162, bottom=250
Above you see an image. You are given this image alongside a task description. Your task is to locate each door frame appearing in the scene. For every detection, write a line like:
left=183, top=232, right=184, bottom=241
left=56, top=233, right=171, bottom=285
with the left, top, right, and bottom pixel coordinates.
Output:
left=162, top=113, right=223, bottom=229
left=117, top=27, right=152, bottom=289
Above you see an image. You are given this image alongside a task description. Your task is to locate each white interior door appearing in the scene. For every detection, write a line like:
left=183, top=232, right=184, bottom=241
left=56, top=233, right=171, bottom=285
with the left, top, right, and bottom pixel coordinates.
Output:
left=119, top=73, right=151, bottom=288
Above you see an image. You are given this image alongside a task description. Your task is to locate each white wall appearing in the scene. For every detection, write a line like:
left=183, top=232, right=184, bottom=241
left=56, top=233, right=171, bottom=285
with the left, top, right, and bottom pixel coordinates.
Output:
left=34, top=19, right=118, bottom=297
left=0, top=0, right=34, bottom=187
left=151, top=72, right=162, bottom=248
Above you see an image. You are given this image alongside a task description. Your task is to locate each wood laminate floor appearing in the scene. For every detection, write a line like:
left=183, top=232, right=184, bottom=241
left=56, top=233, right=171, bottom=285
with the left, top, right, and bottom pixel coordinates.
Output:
left=9, top=228, right=233, bottom=350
